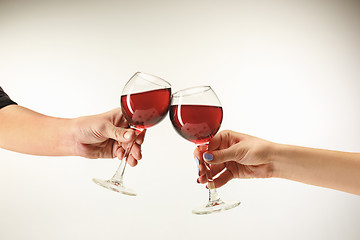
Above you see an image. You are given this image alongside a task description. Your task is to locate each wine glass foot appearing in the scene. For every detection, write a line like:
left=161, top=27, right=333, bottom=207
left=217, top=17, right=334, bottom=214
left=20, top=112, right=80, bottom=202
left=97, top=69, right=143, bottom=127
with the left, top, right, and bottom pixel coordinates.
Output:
left=192, top=200, right=240, bottom=215
left=92, top=178, right=137, bottom=196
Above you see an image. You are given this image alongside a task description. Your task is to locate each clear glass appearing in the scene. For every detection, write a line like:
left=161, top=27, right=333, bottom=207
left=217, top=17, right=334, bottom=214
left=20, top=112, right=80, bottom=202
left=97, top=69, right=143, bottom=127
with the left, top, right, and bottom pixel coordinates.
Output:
left=170, top=86, right=240, bottom=214
left=93, top=72, right=171, bottom=196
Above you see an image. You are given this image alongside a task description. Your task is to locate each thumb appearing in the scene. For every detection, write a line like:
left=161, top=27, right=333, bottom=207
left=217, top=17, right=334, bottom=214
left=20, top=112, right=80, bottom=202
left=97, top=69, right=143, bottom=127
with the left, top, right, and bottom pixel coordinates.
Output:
left=203, top=144, right=242, bottom=164
left=104, top=123, right=136, bottom=143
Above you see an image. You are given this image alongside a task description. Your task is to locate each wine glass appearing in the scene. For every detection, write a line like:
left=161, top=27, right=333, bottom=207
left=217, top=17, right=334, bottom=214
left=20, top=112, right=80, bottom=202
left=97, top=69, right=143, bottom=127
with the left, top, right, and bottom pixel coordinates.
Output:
left=93, top=72, right=171, bottom=196
left=169, top=86, right=240, bottom=214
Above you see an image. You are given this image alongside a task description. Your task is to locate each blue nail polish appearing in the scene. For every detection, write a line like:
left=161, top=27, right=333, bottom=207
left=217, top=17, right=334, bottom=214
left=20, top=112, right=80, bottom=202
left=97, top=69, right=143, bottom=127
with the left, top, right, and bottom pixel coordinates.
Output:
left=203, top=153, right=213, bottom=161
left=195, top=157, right=199, bottom=166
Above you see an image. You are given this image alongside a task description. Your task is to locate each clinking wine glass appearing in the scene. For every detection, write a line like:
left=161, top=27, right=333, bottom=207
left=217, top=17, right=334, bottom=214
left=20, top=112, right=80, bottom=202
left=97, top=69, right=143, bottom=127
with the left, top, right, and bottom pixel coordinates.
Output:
left=93, top=72, right=171, bottom=196
left=169, top=86, right=240, bottom=214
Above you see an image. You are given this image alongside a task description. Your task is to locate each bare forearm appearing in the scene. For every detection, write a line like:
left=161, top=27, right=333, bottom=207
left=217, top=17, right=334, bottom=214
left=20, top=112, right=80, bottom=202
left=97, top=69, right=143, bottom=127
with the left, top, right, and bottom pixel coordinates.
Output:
left=272, top=143, right=360, bottom=195
left=0, top=105, right=76, bottom=156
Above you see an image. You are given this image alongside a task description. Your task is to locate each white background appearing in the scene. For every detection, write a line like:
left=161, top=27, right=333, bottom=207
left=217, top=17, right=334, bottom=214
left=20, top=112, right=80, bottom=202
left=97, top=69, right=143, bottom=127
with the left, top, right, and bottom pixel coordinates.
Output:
left=1, top=0, right=360, bottom=239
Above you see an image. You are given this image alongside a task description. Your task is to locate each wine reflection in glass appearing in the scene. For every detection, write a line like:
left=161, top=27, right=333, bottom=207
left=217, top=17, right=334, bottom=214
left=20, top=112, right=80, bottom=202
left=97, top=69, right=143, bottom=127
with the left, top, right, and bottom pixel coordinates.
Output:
left=170, top=86, right=240, bottom=214
left=93, top=72, right=171, bottom=196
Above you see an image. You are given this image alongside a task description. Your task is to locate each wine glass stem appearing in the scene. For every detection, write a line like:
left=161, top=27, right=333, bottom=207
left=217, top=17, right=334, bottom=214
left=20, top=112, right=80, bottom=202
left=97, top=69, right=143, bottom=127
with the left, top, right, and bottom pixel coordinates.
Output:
left=204, top=161, right=221, bottom=203
left=111, top=128, right=143, bottom=184
left=199, top=143, right=222, bottom=204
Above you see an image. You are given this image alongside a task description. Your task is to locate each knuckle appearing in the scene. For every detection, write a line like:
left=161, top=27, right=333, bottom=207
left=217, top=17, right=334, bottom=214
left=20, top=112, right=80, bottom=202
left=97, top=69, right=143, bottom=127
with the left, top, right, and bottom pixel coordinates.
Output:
left=114, top=128, right=124, bottom=140
left=234, top=146, right=246, bottom=162
left=114, top=130, right=120, bottom=140
left=222, top=130, right=233, bottom=138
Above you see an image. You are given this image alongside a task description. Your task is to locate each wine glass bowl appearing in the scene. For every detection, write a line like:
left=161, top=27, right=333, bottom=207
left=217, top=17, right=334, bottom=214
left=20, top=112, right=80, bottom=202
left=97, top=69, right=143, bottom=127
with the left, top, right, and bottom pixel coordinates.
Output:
left=93, top=72, right=171, bottom=196
left=170, top=86, right=240, bottom=214
left=121, top=73, right=171, bottom=129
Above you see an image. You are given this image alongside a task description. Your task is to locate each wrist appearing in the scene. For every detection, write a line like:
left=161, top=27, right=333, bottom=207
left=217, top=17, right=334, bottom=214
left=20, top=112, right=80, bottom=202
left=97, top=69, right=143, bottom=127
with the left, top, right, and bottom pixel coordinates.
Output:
left=269, top=143, right=292, bottom=179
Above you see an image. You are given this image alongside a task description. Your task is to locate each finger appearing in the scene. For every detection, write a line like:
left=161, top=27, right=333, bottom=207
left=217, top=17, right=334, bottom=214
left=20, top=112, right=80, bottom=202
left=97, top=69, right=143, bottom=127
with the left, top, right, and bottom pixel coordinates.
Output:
left=208, top=163, right=227, bottom=177
left=109, top=108, right=123, bottom=125
left=130, top=143, right=142, bottom=160
left=105, top=123, right=136, bottom=143
left=194, top=148, right=204, bottom=176
left=135, top=129, right=146, bottom=145
left=112, top=141, right=120, bottom=158
left=199, top=157, right=223, bottom=176
left=203, top=144, right=243, bottom=165
left=194, top=157, right=200, bottom=175
left=207, top=130, right=228, bottom=151
left=116, top=146, right=125, bottom=160
left=127, top=154, right=138, bottom=167
left=107, top=108, right=129, bottom=128
left=209, top=169, right=234, bottom=188
left=198, top=174, right=208, bottom=184
left=198, top=163, right=226, bottom=184
left=194, top=148, right=202, bottom=162
left=194, top=149, right=202, bottom=162
left=208, top=130, right=245, bottom=150
left=198, top=160, right=207, bottom=177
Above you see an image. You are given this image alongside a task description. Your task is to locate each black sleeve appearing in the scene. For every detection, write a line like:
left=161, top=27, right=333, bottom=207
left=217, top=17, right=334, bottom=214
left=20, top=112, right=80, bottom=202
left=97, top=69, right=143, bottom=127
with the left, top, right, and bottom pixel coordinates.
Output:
left=0, top=87, right=17, bottom=109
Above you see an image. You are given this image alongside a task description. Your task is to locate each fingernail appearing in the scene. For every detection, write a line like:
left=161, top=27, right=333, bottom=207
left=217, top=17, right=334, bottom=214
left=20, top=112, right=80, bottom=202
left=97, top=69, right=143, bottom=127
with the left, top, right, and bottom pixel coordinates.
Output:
left=195, top=157, right=200, bottom=174
left=203, top=153, right=213, bottom=161
left=197, top=178, right=200, bottom=184
left=195, top=157, right=199, bottom=166
left=124, top=131, right=132, bottom=139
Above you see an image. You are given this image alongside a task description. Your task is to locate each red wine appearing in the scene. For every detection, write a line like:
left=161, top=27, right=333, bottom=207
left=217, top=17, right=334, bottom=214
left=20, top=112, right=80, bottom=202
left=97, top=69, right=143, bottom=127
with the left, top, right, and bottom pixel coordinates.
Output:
left=170, top=105, right=223, bottom=144
left=121, top=88, right=171, bottom=129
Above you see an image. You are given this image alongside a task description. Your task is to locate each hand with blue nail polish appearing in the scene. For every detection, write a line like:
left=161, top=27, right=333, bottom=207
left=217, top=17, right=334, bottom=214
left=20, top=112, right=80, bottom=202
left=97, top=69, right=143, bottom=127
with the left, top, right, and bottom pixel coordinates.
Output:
left=194, top=130, right=275, bottom=188
left=194, top=130, right=360, bottom=196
